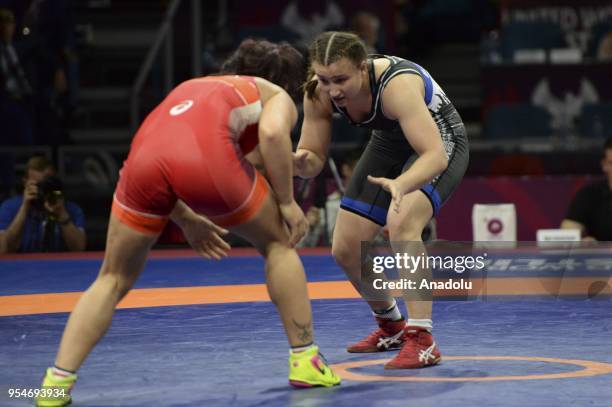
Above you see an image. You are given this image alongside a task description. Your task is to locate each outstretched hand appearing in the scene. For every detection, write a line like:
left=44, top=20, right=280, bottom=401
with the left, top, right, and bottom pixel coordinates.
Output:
left=367, top=175, right=403, bottom=213
left=181, top=215, right=231, bottom=260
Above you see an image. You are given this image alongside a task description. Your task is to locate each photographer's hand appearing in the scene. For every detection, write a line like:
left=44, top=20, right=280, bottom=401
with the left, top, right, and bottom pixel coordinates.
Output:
left=47, top=196, right=87, bottom=251
left=22, top=180, right=38, bottom=208
left=45, top=197, right=69, bottom=222
left=3, top=181, right=41, bottom=253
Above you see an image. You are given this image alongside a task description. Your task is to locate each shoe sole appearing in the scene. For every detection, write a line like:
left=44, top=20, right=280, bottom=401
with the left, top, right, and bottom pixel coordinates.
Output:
left=290, top=380, right=316, bottom=388
left=36, top=397, right=72, bottom=407
left=346, top=346, right=402, bottom=353
left=384, top=356, right=442, bottom=370
left=289, top=380, right=340, bottom=388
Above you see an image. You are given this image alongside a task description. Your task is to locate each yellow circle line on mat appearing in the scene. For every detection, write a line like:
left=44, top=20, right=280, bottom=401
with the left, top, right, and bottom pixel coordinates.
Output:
left=330, top=356, right=612, bottom=382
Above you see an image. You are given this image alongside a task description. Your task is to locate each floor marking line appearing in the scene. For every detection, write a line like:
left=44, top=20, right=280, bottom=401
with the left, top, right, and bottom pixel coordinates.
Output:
left=331, top=356, right=612, bottom=382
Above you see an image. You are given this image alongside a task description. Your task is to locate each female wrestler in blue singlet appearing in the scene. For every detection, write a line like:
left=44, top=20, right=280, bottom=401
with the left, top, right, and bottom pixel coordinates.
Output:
left=295, top=31, right=469, bottom=370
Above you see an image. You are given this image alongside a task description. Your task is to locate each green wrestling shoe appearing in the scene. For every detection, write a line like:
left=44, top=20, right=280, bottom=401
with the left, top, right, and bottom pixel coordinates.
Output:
left=288, top=346, right=341, bottom=388
left=35, top=368, right=76, bottom=406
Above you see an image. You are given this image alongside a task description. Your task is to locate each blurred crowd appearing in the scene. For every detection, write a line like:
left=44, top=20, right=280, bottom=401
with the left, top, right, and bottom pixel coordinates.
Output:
left=0, top=0, right=77, bottom=147
left=0, top=0, right=611, bottom=252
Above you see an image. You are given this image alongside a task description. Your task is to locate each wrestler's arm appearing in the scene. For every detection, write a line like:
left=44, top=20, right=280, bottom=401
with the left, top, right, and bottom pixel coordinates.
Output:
left=254, top=77, right=308, bottom=246
left=379, top=75, right=448, bottom=195
left=254, top=77, right=298, bottom=205
left=294, top=87, right=333, bottom=179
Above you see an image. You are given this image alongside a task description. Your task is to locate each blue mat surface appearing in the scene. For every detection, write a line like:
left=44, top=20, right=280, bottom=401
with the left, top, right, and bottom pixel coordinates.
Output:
left=1, top=254, right=611, bottom=406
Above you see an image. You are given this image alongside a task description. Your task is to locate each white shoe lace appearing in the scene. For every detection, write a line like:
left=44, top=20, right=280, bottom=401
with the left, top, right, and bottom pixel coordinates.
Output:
left=418, top=342, right=437, bottom=363
left=376, top=330, right=404, bottom=350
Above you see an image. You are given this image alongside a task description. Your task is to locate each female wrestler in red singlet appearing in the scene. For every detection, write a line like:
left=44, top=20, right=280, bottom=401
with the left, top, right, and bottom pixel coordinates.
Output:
left=37, top=40, right=339, bottom=407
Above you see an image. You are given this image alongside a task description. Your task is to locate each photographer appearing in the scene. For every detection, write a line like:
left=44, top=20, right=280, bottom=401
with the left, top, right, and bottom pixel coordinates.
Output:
left=0, top=155, right=85, bottom=253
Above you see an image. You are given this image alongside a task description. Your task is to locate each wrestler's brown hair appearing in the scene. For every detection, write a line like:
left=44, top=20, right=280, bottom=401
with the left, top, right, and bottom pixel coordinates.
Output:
left=220, top=39, right=305, bottom=100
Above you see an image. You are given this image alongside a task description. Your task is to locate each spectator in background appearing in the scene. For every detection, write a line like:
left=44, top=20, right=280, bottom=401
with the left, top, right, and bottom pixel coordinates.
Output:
left=299, top=150, right=360, bottom=247
left=397, top=0, right=497, bottom=58
left=281, top=0, right=344, bottom=49
left=597, top=31, right=612, bottom=61
left=349, top=11, right=380, bottom=53
left=561, top=137, right=612, bottom=241
left=0, top=155, right=86, bottom=253
left=0, top=7, right=34, bottom=145
left=20, top=0, right=78, bottom=146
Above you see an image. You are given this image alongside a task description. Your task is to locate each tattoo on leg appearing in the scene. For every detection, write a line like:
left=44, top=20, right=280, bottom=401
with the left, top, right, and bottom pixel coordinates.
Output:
left=292, top=319, right=313, bottom=343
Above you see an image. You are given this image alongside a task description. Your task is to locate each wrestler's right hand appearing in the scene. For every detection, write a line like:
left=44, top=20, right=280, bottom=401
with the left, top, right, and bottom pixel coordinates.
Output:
left=279, top=200, right=308, bottom=247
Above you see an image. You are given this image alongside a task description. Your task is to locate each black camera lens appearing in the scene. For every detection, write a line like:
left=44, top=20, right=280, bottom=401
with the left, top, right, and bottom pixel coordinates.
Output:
left=36, top=175, right=64, bottom=205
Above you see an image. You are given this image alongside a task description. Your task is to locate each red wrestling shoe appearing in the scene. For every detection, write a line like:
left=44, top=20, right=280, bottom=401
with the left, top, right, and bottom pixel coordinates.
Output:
left=346, top=317, right=406, bottom=353
left=385, top=327, right=441, bottom=369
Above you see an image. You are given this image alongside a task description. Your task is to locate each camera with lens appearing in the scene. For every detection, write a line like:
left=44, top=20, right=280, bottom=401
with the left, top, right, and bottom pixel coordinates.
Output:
left=36, top=175, right=64, bottom=206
